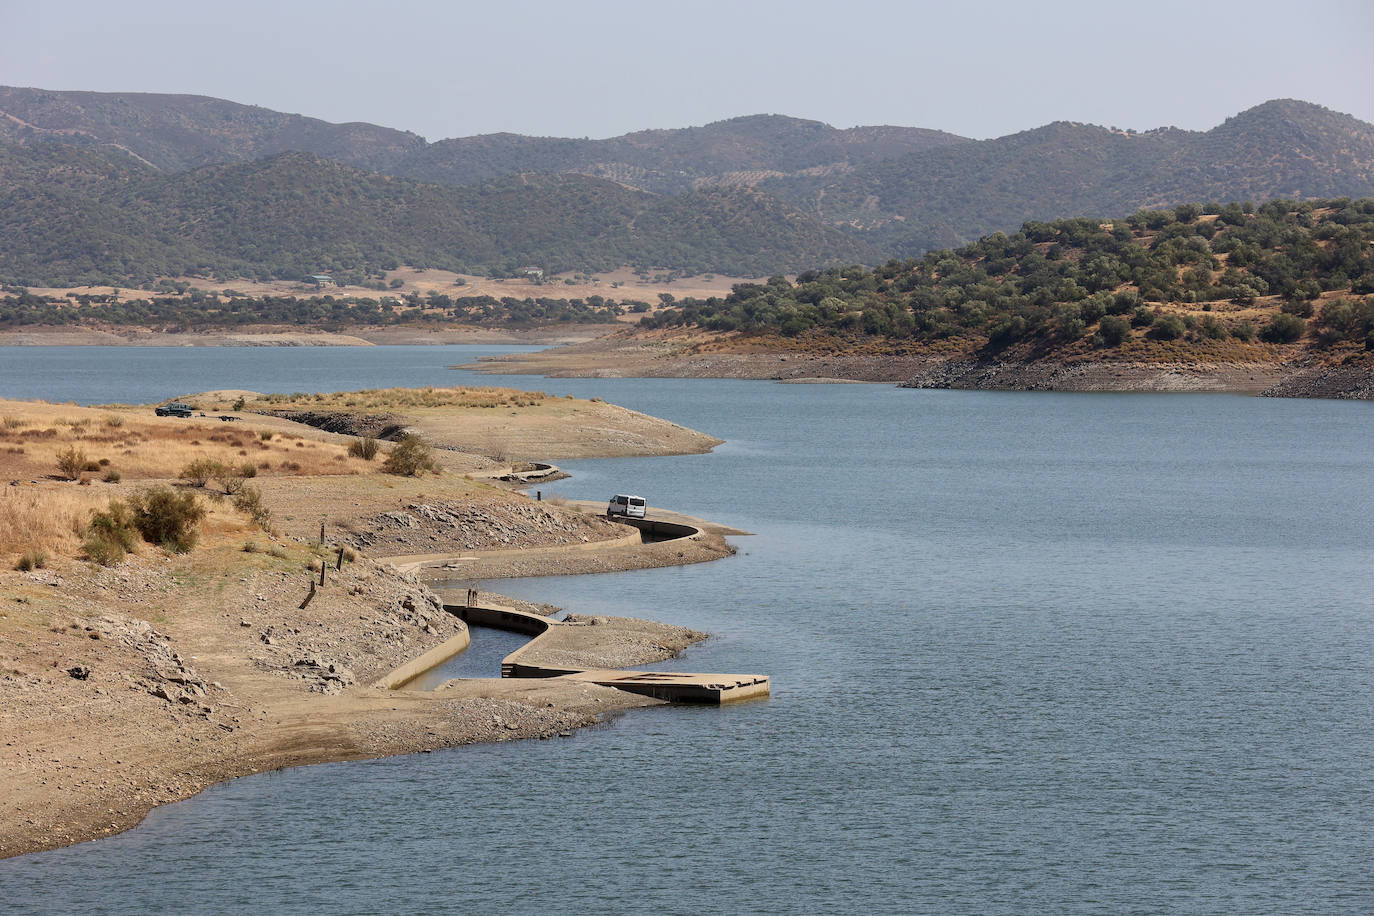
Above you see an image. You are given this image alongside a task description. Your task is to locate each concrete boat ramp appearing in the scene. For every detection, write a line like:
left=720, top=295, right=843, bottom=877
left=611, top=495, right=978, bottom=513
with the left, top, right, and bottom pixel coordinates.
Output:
left=443, top=601, right=769, bottom=705
left=563, top=669, right=770, bottom=704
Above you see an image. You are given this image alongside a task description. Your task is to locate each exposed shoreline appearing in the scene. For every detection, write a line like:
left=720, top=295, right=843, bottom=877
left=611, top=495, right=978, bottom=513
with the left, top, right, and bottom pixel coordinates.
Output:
left=0, top=515, right=738, bottom=862
left=7, top=325, right=1372, bottom=400
left=462, top=330, right=1374, bottom=400
left=0, top=391, right=740, bottom=862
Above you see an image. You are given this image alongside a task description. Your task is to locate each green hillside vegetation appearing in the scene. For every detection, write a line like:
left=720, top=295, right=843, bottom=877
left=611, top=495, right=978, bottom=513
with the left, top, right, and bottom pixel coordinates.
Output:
left=0, top=289, right=633, bottom=331
left=0, top=90, right=964, bottom=191
left=0, top=86, right=425, bottom=172
left=641, top=198, right=1374, bottom=354
left=5, top=90, right=1374, bottom=289
left=0, top=147, right=872, bottom=286
left=393, top=115, right=967, bottom=193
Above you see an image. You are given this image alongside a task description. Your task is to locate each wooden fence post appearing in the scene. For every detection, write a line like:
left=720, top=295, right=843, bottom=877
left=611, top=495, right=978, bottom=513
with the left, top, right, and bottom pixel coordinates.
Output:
left=299, top=577, right=316, bottom=610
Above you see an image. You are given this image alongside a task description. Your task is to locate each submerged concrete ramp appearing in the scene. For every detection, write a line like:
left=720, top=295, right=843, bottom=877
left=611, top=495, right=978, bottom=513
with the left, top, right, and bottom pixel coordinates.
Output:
left=564, top=669, right=770, bottom=704
left=444, top=602, right=769, bottom=705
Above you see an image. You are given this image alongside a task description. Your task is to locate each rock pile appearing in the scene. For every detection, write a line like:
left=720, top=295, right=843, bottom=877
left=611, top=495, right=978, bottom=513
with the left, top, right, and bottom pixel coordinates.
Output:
left=252, top=409, right=409, bottom=439
left=245, top=558, right=463, bottom=688
left=346, top=500, right=621, bottom=554
left=96, top=615, right=217, bottom=715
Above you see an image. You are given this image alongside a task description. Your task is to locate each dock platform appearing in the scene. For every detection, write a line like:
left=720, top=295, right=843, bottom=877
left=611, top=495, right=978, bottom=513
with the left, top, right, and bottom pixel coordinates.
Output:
left=565, top=669, right=771, bottom=704
left=443, top=602, right=769, bottom=705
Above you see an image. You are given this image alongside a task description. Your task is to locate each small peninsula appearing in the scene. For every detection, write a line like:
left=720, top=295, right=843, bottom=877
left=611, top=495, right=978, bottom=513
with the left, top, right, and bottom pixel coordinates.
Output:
left=0, top=387, right=737, bottom=859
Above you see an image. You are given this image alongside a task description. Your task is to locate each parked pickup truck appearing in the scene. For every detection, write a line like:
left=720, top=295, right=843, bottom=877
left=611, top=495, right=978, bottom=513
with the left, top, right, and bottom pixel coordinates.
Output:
left=606, top=494, right=647, bottom=519
left=154, top=402, right=194, bottom=418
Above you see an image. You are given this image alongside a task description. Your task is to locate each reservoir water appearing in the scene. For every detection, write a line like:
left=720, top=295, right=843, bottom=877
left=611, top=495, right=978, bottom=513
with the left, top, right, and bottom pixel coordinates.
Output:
left=3, top=346, right=1374, bottom=913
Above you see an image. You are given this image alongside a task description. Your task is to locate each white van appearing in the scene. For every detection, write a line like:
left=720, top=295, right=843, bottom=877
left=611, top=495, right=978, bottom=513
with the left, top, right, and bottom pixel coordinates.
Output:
left=607, top=494, right=647, bottom=519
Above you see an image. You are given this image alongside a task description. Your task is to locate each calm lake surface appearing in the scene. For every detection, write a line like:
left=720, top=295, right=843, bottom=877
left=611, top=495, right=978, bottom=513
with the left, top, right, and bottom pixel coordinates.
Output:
left=3, top=345, right=1374, bottom=914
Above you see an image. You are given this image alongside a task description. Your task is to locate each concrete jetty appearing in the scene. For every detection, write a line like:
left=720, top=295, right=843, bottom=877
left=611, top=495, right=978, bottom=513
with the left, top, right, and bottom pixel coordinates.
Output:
left=444, top=602, right=769, bottom=705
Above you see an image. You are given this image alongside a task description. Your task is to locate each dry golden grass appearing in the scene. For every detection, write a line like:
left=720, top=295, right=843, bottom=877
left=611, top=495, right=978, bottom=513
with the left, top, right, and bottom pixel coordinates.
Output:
left=0, top=482, right=259, bottom=567
left=0, top=398, right=374, bottom=567
left=0, top=487, right=108, bottom=559
left=0, top=401, right=365, bottom=483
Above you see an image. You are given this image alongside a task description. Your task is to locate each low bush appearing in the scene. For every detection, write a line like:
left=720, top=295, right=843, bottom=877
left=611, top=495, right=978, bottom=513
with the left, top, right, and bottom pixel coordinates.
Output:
left=103, top=469, right=122, bottom=483
left=1096, top=316, right=1131, bottom=347
left=84, top=499, right=139, bottom=565
left=56, top=445, right=88, bottom=481
left=1148, top=315, right=1187, bottom=341
left=233, top=484, right=271, bottom=530
left=259, top=431, right=274, bottom=441
left=180, top=458, right=221, bottom=488
left=83, top=532, right=127, bottom=565
left=216, top=463, right=256, bottom=495
left=1261, top=313, right=1307, bottom=344
left=347, top=437, right=380, bottom=460
left=382, top=433, right=439, bottom=477
left=128, top=487, right=206, bottom=553
left=1198, top=316, right=1230, bottom=340
left=15, top=549, right=46, bottom=571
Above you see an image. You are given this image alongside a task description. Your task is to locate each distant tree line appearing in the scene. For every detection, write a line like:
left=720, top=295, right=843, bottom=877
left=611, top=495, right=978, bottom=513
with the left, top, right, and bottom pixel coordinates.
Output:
left=0, top=291, right=633, bottom=330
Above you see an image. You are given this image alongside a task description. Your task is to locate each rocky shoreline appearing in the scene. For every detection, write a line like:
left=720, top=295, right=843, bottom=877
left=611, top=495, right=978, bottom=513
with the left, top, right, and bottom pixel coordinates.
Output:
left=0, top=536, right=723, bottom=861
left=898, top=357, right=1285, bottom=394
left=467, top=331, right=1374, bottom=400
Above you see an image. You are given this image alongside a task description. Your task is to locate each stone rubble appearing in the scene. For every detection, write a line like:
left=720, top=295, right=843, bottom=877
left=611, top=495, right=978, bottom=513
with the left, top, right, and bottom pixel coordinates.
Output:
left=345, top=499, right=622, bottom=554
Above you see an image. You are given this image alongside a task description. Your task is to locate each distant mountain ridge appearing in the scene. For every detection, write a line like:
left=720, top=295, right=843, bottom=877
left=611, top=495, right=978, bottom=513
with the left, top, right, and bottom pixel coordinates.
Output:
left=770, top=99, right=1374, bottom=254
left=2, top=87, right=1374, bottom=285
left=390, top=114, right=968, bottom=193
left=0, top=87, right=968, bottom=191
left=0, top=87, right=425, bottom=173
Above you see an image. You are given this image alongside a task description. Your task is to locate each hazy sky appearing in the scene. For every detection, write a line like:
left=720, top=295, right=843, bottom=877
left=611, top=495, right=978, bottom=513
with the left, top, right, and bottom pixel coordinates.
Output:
left=3, top=0, right=1372, bottom=141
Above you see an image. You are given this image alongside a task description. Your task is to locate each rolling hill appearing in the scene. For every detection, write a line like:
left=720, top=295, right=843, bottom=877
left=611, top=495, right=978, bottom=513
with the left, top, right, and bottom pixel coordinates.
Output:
left=3, top=88, right=1374, bottom=286
left=0, top=145, right=875, bottom=286
left=0, top=86, right=424, bottom=172
left=768, top=100, right=1374, bottom=254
